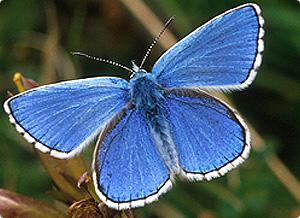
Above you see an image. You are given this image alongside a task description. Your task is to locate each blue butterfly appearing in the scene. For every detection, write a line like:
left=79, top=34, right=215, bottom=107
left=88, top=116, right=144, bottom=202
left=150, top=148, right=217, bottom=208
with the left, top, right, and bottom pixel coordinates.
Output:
left=4, top=3, right=264, bottom=210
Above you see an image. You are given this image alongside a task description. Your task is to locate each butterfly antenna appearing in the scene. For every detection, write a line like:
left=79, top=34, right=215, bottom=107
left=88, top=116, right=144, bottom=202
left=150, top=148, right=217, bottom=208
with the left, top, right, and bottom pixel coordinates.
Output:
left=71, top=52, right=134, bottom=74
left=139, top=16, right=175, bottom=69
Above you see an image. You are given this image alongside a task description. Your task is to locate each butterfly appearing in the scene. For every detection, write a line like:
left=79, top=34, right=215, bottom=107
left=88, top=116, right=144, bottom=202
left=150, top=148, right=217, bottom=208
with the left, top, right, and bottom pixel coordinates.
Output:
left=4, top=3, right=264, bottom=210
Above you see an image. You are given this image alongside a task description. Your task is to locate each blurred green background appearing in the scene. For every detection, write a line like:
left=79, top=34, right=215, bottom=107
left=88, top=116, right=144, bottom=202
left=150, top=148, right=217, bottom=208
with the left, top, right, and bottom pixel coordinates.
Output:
left=0, top=0, right=300, bottom=217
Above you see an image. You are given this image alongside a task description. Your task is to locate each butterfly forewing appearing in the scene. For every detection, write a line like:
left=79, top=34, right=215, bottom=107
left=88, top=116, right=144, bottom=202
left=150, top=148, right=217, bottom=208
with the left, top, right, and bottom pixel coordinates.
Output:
left=4, top=77, right=130, bottom=158
left=152, top=4, right=264, bottom=91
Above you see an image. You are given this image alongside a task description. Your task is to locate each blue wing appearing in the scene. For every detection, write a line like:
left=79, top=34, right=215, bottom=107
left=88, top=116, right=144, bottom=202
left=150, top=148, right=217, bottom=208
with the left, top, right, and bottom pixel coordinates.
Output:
left=152, top=4, right=264, bottom=90
left=4, top=77, right=130, bottom=158
left=93, top=103, right=172, bottom=210
left=164, top=88, right=250, bottom=180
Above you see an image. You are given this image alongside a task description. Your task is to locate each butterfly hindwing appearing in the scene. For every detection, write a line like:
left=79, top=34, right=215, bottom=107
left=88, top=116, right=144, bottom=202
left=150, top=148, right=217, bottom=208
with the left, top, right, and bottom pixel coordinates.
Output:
left=4, top=77, right=130, bottom=158
left=164, top=88, right=250, bottom=180
left=93, top=102, right=172, bottom=210
left=152, top=4, right=264, bottom=90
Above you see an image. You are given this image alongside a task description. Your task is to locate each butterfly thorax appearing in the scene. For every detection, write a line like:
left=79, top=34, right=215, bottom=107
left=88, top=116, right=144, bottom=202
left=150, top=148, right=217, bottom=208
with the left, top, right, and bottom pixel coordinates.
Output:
left=130, top=70, right=164, bottom=113
left=130, top=70, right=180, bottom=174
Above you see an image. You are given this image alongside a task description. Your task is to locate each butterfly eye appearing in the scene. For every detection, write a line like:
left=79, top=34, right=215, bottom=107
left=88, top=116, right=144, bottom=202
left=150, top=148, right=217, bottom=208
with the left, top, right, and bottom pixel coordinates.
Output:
left=139, top=69, right=148, bottom=74
left=131, top=60, right=139, bottom=73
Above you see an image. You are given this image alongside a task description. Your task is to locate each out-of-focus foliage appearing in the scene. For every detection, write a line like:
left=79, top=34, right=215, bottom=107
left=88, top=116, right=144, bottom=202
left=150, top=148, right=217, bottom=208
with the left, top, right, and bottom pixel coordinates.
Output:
left=0, top=189, right=67, bottom=218
left=0, top=0, right=299, bottom=218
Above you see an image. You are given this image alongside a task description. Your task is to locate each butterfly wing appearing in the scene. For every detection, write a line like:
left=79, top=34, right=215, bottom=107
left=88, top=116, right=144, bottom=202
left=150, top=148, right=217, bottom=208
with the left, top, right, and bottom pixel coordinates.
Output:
left=93, top=103, right=172, bottom=210
left=164, top=88, right=250, bottom=180
left=4, top=77, right=130, bottom=158
left=152, top=4, right=264, bottom=90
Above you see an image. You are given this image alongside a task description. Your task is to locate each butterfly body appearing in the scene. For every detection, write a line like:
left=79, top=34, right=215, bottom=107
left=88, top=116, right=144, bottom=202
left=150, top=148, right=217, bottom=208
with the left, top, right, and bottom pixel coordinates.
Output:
left=130, top=69, right=181, bottom=174
left=4, top=3, right=264, bottom=210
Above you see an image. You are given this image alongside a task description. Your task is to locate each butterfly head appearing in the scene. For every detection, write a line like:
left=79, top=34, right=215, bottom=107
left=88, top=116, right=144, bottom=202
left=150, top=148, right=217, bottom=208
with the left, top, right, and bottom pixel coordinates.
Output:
left=130, top=60, right=149, bottom=79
